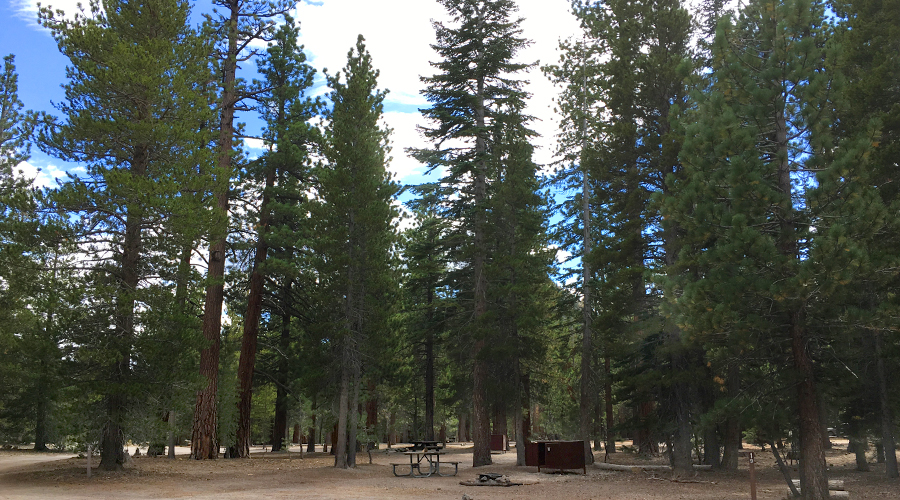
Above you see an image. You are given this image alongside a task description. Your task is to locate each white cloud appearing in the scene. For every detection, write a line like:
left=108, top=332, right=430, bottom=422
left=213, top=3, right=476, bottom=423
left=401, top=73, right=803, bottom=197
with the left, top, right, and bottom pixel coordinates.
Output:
left=16, top=0, right=581, bottom=187
left=14, top=160, right=68, bottom=188
left=15, top=0, right=96, bottom=27
left=290, top=0, right=580, bottom=184
left=553, top=246, right=573, bottom=264
left=243, top=138, right=268, bottom=151
left=382, top=111, right=428, bottom=181
left=293, top=0, right=444, bottom=109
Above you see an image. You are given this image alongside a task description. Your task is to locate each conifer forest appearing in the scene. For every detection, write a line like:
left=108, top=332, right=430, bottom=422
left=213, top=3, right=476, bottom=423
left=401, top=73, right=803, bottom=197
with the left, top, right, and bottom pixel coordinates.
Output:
left=1, top=1, right=899, bottom=498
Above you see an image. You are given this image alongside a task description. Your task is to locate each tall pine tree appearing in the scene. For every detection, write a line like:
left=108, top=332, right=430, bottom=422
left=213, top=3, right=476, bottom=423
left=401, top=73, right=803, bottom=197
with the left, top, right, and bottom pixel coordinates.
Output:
left=666, top=0, right=887, bottom=495
left=412, top=0, right=534, bottom=467
left=232, top=13, right=318, bottom=459
left=39, top=0, right=216, bottom=470
left=191, top=0, right=294, bottom=460
left=314, top=35, right=397, bottom=469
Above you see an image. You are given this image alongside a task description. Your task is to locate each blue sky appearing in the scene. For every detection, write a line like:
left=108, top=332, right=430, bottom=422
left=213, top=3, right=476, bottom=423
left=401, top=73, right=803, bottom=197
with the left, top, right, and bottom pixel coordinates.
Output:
left=3, top=0, right=580, bottom=191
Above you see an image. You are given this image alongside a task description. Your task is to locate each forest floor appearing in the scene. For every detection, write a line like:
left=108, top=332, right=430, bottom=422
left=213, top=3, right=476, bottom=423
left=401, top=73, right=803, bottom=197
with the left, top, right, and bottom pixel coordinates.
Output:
left=0, top=439, right=897, bottom=499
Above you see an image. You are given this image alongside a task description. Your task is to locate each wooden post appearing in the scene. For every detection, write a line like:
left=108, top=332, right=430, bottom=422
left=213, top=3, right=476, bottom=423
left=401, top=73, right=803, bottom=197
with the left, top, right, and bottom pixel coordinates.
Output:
left=87, top=444, right=92, bottom=478
left=748, top=451, right=757, bottom=500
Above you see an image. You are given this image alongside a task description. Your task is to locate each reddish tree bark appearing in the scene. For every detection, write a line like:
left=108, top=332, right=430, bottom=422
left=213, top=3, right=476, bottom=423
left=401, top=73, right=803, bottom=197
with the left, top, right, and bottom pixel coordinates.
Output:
left=235, top=163, right=274, bottom=455
left=191, top=0, right=239, bottom=461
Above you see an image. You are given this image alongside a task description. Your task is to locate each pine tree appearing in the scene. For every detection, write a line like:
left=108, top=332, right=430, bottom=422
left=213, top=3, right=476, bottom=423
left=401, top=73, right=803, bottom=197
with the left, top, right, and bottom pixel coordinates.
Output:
left=0, top=53, right=37, bottom=314
left=403, top=186, right=451, bottom=443
left=831, top=0, right=900, bottom=478
left=191, top=0, right=294, bottom=460
left=232, top=14, right=318, bottom=459
left=38, top=0, right=216, bottom=470
left=0, top=55, right=35, bottom=210
left=0, top=54, right=72, bottom=451
left=314, top=35, right=397, bottom=468
left=543, top=34, right=602, bottom=464
left=483, top=121, right=554, bottom=466
left=666, top=0, right=887, bottom=495
left=552, top=0, right=693, bottom=469
left=412, top=0, right=534, bottom=467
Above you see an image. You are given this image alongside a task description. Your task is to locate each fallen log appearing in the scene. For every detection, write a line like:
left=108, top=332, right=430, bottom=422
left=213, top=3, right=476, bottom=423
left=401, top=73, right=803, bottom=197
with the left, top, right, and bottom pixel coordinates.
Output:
left=459, top=480, right=524, bottom=487
left=791, top=479, right=845, bottom=491
left=789, top=487, right=849, bottom=499
left=596, top=463, right=713, bottom=472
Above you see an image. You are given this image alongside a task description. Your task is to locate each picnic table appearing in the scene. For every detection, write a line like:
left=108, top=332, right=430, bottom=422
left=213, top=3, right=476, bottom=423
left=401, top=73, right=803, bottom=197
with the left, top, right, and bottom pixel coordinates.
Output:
left=409, top=440, right=444, bottom=452
left=390, top=443, right=458, bottom=477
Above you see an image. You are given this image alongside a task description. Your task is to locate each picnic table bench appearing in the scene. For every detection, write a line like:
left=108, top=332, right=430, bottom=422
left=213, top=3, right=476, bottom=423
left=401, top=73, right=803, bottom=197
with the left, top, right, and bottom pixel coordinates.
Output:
left=390, top=447, right=459, bottom=477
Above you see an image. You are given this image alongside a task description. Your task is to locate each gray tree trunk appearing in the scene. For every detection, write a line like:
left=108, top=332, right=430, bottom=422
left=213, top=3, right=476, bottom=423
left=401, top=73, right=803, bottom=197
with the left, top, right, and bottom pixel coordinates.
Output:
left=167, top=410, right=176, bottom=459
left=334, top=344, right=351, bottom=468
left=875, top=330, right=899, bottom=477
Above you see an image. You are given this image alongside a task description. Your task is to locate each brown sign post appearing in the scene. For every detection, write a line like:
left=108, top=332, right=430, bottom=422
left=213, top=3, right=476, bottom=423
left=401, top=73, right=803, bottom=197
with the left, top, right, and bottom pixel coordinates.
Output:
left=748, top=451, right=757, bottom=500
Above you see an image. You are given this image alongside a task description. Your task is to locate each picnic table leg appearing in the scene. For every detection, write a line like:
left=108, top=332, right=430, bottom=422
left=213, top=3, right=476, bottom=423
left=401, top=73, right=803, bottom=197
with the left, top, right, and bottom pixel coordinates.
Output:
left=392, top=463, right=416, bottom=477
left=438, top=463, right=458, bottom=477
left=416, top=457, right=434, bottom=477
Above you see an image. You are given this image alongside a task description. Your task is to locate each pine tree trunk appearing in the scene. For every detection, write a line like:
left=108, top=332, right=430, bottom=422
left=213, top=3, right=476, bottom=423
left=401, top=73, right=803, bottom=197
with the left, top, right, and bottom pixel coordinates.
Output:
left=523, top=374, right=532, bottom=444
left=722, top=362, right=741, bottom=470
left=457, top=411, right=467, bottom=443
left=791, top=309, right=829, bottom=500
left=101, top=185, right=144, bottom=470
left=347, top=368, right=361, bottom=467
left=307, top=411, right=316, bottom=453
left=172, top=244, right=191, bottom=462
left=849, top=436, right=869, bottom=472
left=35, top=252, right=60, bottom=453
left=874, top=330, right=899, bottom=477
left=192, top=231, right=225, bottom=460
left=774, top=98, right=827, bottom=498
left=167, top=410, right=176, bottom=459
left=514, top=359, right=526, bottom=465
left=271, top=283, right=292, bottom=453
left=580, top=288, right=594, bottom=464
left=365, top=380, right=378, bottom=440
left=272, top=383, right=288, bottom=451
left=335, top=343, right=351, bottom=468
left=605, top=353, right=616, bottom=453
left=492, top=405, right=509, bottom=450
left=100, top=394, right=127, bottom=471
left=703, top=423, right=720, bottom=467
left=579, top=83, right=595, bottom=466
left=636, top=402, right=656, bottom=454
left=389, top=411, right=397, bottom=446
left=664, top=201, right=691, bottom=475
left=425, top=287, right=435, bottom=441
left=473, top=345, right=490, bottom=465
left=235, top=164, right=275, bottom=458
left=471, top=72, right=491, bottom=468
left=34, top=371, right=48, bottom=452
left=671, top=354, right=693, bottom=476
left=701, top=367, right=721, bottom=467
left=192, top=1, right=239, bottom=461
left=234, top=253, right=266, bottom=456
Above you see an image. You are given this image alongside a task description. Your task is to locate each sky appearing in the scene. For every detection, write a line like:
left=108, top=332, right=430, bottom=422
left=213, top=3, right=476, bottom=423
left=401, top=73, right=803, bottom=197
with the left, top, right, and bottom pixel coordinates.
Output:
left=2, top=0, right=582, bottom=192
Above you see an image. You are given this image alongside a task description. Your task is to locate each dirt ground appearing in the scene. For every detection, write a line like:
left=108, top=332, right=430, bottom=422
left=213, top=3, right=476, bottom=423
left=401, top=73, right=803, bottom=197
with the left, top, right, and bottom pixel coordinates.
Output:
left=0, top=440, right=897, bottom=499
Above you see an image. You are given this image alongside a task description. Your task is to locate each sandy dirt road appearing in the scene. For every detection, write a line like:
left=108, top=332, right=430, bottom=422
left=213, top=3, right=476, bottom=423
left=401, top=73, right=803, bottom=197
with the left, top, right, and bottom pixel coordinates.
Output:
left=0, top=441, right=897, bottom=500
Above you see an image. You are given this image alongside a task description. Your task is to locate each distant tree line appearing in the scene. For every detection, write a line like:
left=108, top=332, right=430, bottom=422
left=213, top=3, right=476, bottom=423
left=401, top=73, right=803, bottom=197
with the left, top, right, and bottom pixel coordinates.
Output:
left=0, top=1, right=898, bottom=499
